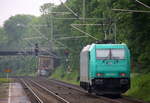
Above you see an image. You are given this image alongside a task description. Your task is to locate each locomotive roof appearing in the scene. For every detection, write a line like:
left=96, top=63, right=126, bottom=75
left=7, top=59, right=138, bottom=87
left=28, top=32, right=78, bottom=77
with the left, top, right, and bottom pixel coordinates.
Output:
left=81, top=43, right=128, bottom=52
left=95, top=43, right=127, bottom=48
left=87, top=43, right=128, bottom=51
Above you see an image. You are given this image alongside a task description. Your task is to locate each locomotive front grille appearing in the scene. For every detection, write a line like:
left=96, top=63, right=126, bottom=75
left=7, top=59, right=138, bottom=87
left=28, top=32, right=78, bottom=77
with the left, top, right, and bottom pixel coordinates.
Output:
left=92, top=78, right=130, bottom=93
left=93, top=78, right=129, bottom=87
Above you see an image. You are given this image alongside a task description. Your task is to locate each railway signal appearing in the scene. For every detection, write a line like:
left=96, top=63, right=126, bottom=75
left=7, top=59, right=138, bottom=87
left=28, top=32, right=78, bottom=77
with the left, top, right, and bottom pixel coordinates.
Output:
left=64, top=50, right=69, bottom=57
left=34, top=43, right=39, bottom=56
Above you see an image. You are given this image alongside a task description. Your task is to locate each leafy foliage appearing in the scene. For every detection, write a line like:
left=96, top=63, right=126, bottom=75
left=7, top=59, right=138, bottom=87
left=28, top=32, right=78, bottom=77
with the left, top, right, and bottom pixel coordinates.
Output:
left=0, top=0, right=150, bottom=76
left=126, top=73, right=150, bottom=102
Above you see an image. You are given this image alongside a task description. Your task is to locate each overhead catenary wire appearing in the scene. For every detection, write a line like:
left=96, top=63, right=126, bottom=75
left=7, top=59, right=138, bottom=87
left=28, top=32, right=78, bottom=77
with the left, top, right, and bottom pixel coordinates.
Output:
left=112, top=8, right=150, bottom=13
left=59, top=0, right=79, bottom=18
left=49, top=12, right=71, bottom=15
left=71, top=24, right=98, bottom=40
left=48, top=0, right=115, bottom=50
left=56, top=36, right=88, bottom=40
left=24, top=24, right=76, bottom=56
left=36, top=24, right=77, bottom=53
left=40, top=48, right=62, bottom=59
left=53, top=18, right=104, bottom=20
left=24, top=37, right=43, bottom=40
left=71, top=24, right=108, bottom=26
left=54, top=40, right=77, bottom=53
left=24, top=38, right=61, bottom=59
left=21, top=24, right=61, bottom=58
left=27, top=23, right=76, bottom=54
left=135, top=0, right=150, bottom=9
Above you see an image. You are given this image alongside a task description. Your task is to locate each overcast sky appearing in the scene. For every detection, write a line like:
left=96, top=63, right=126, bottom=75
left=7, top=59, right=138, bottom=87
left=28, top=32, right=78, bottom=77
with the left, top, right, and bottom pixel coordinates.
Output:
left=0, top=0, right=66, bottom=26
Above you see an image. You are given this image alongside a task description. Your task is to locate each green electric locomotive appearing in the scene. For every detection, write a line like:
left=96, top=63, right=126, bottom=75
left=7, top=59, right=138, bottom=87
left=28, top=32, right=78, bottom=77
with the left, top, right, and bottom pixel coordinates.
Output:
left=80, top=43, right=130, bottom=95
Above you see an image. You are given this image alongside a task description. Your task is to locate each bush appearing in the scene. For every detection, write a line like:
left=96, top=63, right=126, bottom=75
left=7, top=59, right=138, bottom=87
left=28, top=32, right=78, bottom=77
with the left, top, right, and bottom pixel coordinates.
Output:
left=125, top=73, right=150, bottom=102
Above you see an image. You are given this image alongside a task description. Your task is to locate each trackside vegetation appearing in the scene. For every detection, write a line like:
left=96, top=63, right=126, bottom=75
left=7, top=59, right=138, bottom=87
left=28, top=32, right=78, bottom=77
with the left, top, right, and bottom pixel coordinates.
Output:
left=51, top=66, right=79, bottom=85
left=0, top=78, right=11, bottom=84
left=125, top=73, right=150, bottom=102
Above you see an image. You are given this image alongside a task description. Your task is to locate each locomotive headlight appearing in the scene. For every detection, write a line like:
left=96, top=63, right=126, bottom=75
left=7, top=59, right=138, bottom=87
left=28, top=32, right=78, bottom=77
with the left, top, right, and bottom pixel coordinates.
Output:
left=96, top=73, right=104, bottom=76
left=120, top=73, right=126, bottom=77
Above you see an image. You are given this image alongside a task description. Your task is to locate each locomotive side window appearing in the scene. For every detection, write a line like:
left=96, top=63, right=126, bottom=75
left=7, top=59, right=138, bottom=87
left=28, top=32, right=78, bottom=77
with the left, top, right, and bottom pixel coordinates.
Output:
left=111, top=49, right=125, bottom=59
left=96, top=49, right=110, bottom=59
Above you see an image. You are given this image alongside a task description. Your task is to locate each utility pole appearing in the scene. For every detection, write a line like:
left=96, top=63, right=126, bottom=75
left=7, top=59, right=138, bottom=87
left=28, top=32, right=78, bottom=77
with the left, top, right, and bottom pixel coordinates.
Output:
left=104, top=30, right=107, bottom=40
left=51, top=0, right=54, bottom=43
left=50, top=10, right=54, bottom=50
left=114, top=23, right=117, bottom=43
left=44, top=3, right=55, bottom=52
left=83, top=0, right=86, bottom=21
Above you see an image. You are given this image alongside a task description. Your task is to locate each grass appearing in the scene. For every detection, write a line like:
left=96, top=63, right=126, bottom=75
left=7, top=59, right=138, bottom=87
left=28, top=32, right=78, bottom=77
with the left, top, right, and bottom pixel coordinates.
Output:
left=0, top=78, right=11, bottom=84
left=50, top=66, right=79, bottom=85
left=0, top=78, right=10, bottom=98
left=125, top=73, right=150, bottom=102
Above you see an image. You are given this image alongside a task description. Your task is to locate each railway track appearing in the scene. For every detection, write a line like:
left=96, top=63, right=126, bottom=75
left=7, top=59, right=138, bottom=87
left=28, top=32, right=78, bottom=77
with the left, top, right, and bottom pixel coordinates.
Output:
left=20, top=78, right=70, bottom=103
left=34, top=77, right=149, bottom=103
left=20, top=77, right=149, bottom=103
left=21, top=79, right=44, bottom=103
left=50, top=79, right=149, bottom=103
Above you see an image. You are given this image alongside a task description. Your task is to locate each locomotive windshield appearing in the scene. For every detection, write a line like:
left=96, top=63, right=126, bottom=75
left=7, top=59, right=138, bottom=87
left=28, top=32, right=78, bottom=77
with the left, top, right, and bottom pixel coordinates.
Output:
left=111, top=49, right=125, bottom=59
left=96, top=49, right=125, bottom=60
left=96, top=49, right=110, bottom=59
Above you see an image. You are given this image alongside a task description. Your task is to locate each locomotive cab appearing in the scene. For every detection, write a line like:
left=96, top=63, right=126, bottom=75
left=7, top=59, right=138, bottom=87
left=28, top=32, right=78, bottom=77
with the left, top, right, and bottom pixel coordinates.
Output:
left=80, top=43, right=130, bottom=95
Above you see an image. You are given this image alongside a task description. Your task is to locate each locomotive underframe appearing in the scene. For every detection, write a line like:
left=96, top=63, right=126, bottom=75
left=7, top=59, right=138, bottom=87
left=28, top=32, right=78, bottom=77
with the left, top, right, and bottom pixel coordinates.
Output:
left=80, top=78, right=130, bottom=94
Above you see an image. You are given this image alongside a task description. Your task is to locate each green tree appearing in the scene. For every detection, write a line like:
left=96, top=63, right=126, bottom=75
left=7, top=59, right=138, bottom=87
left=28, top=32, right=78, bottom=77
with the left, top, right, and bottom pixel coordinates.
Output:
left=3, top=15, right=35, bottom=50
